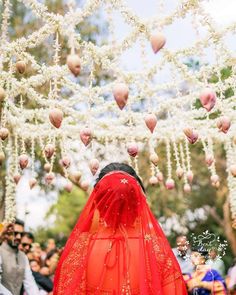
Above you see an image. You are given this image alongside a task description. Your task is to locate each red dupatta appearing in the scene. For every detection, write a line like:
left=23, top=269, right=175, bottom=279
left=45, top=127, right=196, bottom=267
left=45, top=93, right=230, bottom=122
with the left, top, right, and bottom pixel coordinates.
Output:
left=53, top=171, right=187, bottom=295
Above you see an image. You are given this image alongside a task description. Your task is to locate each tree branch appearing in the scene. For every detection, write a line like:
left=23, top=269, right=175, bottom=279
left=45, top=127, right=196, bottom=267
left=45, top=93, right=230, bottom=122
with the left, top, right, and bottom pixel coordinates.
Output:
left=204, top=205, right=224, bottom=227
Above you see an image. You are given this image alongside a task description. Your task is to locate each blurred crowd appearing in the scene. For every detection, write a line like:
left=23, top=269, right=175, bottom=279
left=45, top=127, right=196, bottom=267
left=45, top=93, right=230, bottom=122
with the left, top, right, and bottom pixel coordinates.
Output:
left=0, top=219, right=236, bottom=294
left=0, top=219, right=61, bottom=295
left=173, top=235, right=236, bottom=294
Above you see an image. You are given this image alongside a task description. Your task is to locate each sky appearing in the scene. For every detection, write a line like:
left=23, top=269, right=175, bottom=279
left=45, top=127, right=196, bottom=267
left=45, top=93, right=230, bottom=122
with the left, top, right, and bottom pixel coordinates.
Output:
left=16, top=0, right=236, bottom=230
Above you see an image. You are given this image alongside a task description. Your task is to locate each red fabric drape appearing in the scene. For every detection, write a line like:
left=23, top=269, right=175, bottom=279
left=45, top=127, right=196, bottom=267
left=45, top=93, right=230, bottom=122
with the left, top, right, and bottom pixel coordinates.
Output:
left=53, top=171, right=188, bottom=295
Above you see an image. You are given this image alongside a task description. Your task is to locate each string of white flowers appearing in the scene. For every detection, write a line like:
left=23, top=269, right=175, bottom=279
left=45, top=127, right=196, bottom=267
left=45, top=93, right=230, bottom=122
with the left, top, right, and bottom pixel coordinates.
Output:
left=50, top=135, right=57, bottom=174
left=52, top=32, right=61, bottom=99
left=179, top=142, right=188, bottom=185
left=39, top=135, right=49, bottom=164
left=172, top=139, right=181, bottom=171
left=14, top=134, right=19, bottom=174
left=184, top=139, right=192, bottom=174
left=31, top=136, right=35, bottom=175
left=0, top=0, right=11, bottom=44
left=4, top=137, right=16, bottom=223
left=207, top=138, right=217, bottom=176
left=165, top=139, right=172, bottom=180
left=20, top=135, right=26, bottom=155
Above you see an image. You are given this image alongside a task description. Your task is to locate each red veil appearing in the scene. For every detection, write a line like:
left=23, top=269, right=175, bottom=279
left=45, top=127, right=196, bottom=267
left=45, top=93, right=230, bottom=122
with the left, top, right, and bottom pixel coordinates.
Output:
left=53, top=171, right=187, bottom=295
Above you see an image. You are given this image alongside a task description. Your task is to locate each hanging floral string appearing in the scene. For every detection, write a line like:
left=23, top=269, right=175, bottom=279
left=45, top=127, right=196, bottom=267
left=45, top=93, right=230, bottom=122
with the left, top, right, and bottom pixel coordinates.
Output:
left=5, top=137, right=16, bottom=223
left=0, top=0, right=236, bottom=222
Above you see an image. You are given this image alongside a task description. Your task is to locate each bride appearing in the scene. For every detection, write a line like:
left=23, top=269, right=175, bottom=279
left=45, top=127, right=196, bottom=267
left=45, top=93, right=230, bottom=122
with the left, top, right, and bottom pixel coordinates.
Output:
left=53, top=163, right=187, bottom=294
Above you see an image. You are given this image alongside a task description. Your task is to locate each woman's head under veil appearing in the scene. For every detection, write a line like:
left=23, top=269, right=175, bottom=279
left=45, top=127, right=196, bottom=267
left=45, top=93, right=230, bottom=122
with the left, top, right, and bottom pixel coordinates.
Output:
left=92, top=163, right=146, bottom=228
left=95, top=162, right=145, bottom=192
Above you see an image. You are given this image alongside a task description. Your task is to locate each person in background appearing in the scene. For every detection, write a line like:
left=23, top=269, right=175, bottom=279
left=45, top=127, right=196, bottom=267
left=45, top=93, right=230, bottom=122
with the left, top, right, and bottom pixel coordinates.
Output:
left=45, top=249, right=59, bottom=281
left=18, top=232, right=34, bottom=295
left=0, top=220, right=39, bottom=295
left=206, top=248, right=225, bottom=277
left=19, top=232, right=34, bottom=255
left=184, top=248, right=227, bottom=294
left=172, top=235, right=194, bottom=274
left=46, top=239, right=56, bottom=254
left=29, top=260, right=53, bottom=294
left=31, top=243, right=44, bottom=266
left=0, top=225, right=14, bottom=294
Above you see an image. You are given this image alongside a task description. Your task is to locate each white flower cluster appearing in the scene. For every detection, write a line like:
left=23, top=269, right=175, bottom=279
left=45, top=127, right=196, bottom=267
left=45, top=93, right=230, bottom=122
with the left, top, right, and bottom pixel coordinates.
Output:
left=0, top=0, right=236, bottom=222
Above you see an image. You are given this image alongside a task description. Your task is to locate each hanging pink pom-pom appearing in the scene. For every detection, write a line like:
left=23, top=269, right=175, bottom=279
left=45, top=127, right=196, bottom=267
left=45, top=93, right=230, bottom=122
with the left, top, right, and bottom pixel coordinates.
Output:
left=145, top=114, right=157, bottom=133
left=13, top=174, right=21, bottom=184
left=65, top=182, right=73, bottom=193
left=113, top=83, right=129, bottom=110
left=150, top=32, right=166, bottom=54
left=127, top=142, right=139, bottom=157
left=80, top=127, right=92, bottom=146
left=16, top=60, right=26, bottom=74
left=73, top=171, right=82, bottom=182
left=187, top=171, right=194, bottom=183
left=165, top=179, right=175, bottom=190
left=183, top=127, right=198, bottom=144
left=29, top=178, right=37, bottom=189
left=157, top=172, right=164, bottom=182
left=0, top=87, right=6, bottom=102
left=80, top=180, right=89, bottom=191
left=61, top=156, right=71, bottom=169
left=0, top=127, right=9, bottom=140
left=176, top=167, right=184, bottom=179
left=217, top=116, right=231, bottom=134
left=149, top=153, right=159, bottom=166
left=149, top=176, right=158, bottom=185
left=205, top=154, right=214, bottom=166
left=44, top=163, right=51, bottom=172
left=211, top=175, right=220, bottom=188
left=49, top=108, right=63, bottom=129
left=67, top=54, right=81, bottom=77
left=19, top=154, right=29, bottom=170
left=89, top=159, right=99, bottom=175
left=200, top=89, right=216, bottom=112
left=44, top=144, right=55, bottom=159
left=211, top=174, right=219, bottom=184
left=0, top=152, right=5, bottom=165
left=230, top=165, right=236, bottom=177
left=45, top=172, right=55, bottom=185
left=183, top=183, right=191, bottom=193
left=214, top=181, right=220, bottom=188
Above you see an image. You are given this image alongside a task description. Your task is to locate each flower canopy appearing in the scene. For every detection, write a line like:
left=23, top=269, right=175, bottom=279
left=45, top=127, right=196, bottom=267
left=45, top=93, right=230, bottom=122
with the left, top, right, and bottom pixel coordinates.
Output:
left=0, top=0, right=236, bottom=224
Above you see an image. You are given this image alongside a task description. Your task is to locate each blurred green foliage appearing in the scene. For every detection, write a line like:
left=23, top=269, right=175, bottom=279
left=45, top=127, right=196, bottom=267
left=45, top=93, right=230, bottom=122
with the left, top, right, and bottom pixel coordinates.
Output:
left=34, top=186, right=87, bottom=247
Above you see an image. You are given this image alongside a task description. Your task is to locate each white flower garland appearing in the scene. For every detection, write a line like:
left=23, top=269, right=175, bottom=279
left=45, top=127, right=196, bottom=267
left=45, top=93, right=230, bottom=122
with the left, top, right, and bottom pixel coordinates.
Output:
left=0, top=0, right=236, bottom=222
